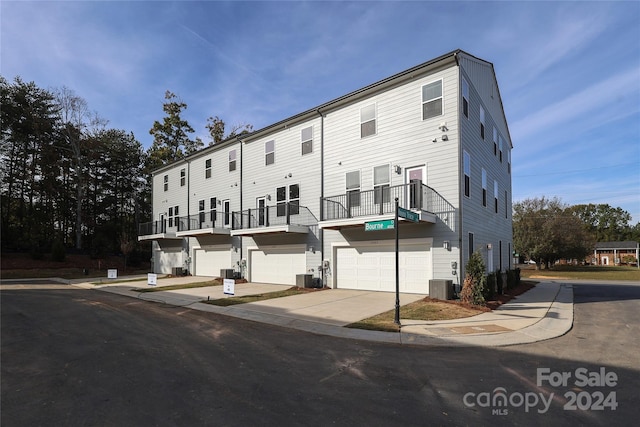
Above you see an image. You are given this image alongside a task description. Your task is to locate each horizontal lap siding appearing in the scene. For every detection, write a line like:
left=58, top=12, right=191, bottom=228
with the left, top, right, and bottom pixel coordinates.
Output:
left=459, top=62, right=512, bottom=274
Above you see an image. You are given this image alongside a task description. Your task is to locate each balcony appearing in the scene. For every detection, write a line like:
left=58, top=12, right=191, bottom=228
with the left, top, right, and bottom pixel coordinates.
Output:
left=175, top=212, right=232, bottom=237
left=230, top=203, right=317, bottom=236
left=319, top=182, right=453, bottom=230
left=138, top=220, right=181, bottom=241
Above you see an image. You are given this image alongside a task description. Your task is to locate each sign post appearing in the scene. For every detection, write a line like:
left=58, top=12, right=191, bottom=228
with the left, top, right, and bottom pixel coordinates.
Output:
left=394, top=198, right=400, bottom=326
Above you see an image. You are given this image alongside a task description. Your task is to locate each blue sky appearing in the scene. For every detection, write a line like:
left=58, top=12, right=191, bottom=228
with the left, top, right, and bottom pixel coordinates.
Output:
left=2, top=1, right=639, bottom=223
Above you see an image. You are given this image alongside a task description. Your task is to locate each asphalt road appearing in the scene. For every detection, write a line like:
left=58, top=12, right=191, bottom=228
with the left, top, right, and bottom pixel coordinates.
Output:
left=1, top=280, right=639, bottom=426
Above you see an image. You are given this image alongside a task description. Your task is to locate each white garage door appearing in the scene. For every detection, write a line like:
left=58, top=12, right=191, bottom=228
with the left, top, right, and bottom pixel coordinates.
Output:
left=250, top=246, right=306, bottom=285
left=194, top=247, right=232, bottom=277
left=335, top=243, right=431, bottom=294
left=155, top=249, right=182, bottom=274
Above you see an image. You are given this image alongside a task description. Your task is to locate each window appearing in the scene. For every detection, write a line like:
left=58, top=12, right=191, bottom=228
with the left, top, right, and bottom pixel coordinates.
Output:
left=505, top=191, right=508, bottom=219
left=163, top=175, right=168, bottom=192
left=180, top=168, right=186, bottom=186
left=373, top=164, right=390, bottom=204
left=482, top=169, right=487, bottom=207
left=198, top=200, right=205, bottom=224
left=468, top=232, right=474, bottom=259
left=493, top=127, right=498, bottom=156
left=462, top=78, right=469, bottom=118
left=229, top=150, right=236, bottom=172
left=276, top=184, right=300, bottom=217
left=360, top=104, right=376, bottom=138
left=422, top=80, right=443, bottom=120
left=494, top=180, right=499, bottom=214
left=168, top=205, right=179, bottom=228
left=463, top=151, right=470, bottom=198
left=205, top=159, right=211, bottom=179
left=223, top=200, right=230, bottom=227
left=499, top=136, right=503, bottom=163
left=346, top=171, right=361, bottom=207
left=480, top=106, right=485, bottom=139
left=265, top=140, right=275, bottom=165
left=256, top=197, right=266, bottom=226
left=210, top=198, right=217, bottom=223
left=507, top=150, right=511, bottom=174
left=301, top=126, right=313, bottom=155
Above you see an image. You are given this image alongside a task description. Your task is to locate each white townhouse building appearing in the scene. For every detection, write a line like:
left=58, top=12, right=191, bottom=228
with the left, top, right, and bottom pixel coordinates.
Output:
left=139, top=49, right=514, bottom=294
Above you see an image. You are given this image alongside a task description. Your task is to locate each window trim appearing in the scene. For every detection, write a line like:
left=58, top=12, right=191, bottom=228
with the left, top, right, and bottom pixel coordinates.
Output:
left=228, top=150, right=237, bottom=172
left=480, top=105, right=485, bottom=140
left=499, top=136, right=504, bottom=163
left=265, top=140, right=275, bottom=166
left=462, top=78, right=469, bottom=119
left=163, top=174, right=168, bottom=192
left=360, top=103, right=377, bottom=138
left=422, top=79, right=444, bottom=121
left=373, top=164, right=391, bottom=205
left=180, top=168, right=186, bottom=186
left=205, top=159, right=211, bottom=179
left=494, top=180, right=499, bottom=214
left=482, top=168, right=487, bottom=207
left=463, top=151, right=470, bottom=198
left=493, top=127, right=498, bottom=156
left=346, top=170, right=361, bottom=208
left=301, top=126, right=313, bottom=155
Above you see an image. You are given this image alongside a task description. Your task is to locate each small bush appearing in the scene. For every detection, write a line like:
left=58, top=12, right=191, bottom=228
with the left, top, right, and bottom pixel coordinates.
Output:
left=460, top=251, right=487, bottom=306
left=485, top=273, right=496, bottom=300
left=460, top=274, right=486, bottom=306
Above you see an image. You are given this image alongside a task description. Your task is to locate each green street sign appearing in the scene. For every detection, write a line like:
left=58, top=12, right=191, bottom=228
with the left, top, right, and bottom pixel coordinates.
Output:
left=398, top=207, right=419, bottom=223
left=365, top=219, right=395, bottom=231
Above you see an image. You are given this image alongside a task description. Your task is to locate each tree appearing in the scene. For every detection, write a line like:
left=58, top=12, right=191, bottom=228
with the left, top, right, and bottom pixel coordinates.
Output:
left=147, top=91, right=201, bottom=170
left=205, top=115, right=252, bottom=145
left=513, top=197, right=593, bottom=268
left=569, top=204, right=633, bottom=242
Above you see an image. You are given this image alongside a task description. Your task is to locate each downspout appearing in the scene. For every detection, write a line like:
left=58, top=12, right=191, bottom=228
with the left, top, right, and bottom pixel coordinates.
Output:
left=317, top=108, right=325, bottom=286
left=238, top=136, right=244, bottom=271
left=186, top=159, right=191, bottom=274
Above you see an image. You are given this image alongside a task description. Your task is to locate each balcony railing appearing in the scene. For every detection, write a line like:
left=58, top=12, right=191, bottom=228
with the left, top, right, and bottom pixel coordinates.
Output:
left=176, top=211, right=234, bottom=232
left=138, top=220, right=167, bottom=236
left=232, top=203, right=317, bottom=230
left=322, top=182, right=455, bottom=224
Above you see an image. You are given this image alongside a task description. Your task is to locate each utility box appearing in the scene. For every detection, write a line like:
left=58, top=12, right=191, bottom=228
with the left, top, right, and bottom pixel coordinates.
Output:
left=172, top=267, right=184, bottom=277
left=429, top=279, right=453, bottom=300
left=220, top=269, right=235, bottom=279
left=296, top=274, right=313, bottom=288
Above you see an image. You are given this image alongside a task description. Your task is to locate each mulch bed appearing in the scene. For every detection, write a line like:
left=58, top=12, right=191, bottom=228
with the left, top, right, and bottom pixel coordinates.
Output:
left=484, top=280, right=537, bottom=310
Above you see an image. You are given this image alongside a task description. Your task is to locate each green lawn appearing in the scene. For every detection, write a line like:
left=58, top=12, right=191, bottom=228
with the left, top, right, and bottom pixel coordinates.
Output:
left=204, top=287, right=320, bottom=306
left=520, top=265, right=640, bottom=281
left=132, top=280, right=222, bottom=292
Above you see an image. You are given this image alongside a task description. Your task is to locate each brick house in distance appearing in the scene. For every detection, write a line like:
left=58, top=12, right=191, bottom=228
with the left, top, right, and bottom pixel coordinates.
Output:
left=590, top=241, right=639, bottom=267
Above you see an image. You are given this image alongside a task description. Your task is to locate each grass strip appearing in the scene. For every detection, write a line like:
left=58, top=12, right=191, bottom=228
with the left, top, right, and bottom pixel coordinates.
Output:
left=133, top=280, right=222, bottom=293
left=204, top=287, right=314, bottom=306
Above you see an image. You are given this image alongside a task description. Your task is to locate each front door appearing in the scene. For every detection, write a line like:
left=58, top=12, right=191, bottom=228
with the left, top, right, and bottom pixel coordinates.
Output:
left=405, top=166, right=426, bottom=209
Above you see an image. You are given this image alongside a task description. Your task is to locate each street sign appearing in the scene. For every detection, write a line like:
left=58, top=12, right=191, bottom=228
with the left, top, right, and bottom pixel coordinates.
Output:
left=364, top=219, right=395, bottom=231
left=398, top=207, right=419, bottom=223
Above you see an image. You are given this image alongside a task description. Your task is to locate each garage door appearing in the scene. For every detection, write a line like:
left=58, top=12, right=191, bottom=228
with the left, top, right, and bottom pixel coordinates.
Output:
left=194, top=247, right=232, bottom=277
left=155, top=249, right=182, bottom=274
left=250, top=246, right=306, bottom=285
left=335, top=243, right=431, bottom=294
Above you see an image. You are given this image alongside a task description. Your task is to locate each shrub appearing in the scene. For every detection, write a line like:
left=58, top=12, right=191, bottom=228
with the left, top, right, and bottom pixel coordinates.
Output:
left=485, top=272, right=496, bottom=300
left=460, top=251, right=487, bottom=306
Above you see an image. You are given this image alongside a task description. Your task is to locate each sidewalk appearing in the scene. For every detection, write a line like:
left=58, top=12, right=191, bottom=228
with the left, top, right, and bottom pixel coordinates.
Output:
left=68, top=275, right=573, bottom=347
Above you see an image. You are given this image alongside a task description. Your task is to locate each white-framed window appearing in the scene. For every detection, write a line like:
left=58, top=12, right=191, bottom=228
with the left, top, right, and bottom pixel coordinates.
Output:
left=276, top=184, right=300, bottom=217
left=198, top=199, right=205, bottom=224
left=482, top=169, right=487, bottom=207
left=480, top=106, right=485, bottom=140
left=180, top=168, right=186, bottom=186
left=163, top=175, right=168, bottom=192
left=223, top=200, right=231, bottom=227
left=504, top=191, right=508, bottom=219
left=499, top=136, right=504, bottom=163
left=468, top=232, right=474, bottom=259
left=494, top=180, right=499, bottom=214
left=210, top=197, right=217, bottom=223
left=168, top=205, right=179, bottom=228
left=228, top=150, right=237, bottom=172
left=422, top=80, right=443, bottom=120
left=265, top=140, right=275, bottom=165
left=256, top=197, right=266, bottom=226
left=493, top=127, right=498, bottom=156
left=360, top=103, right=376, bottom=138
left=507, top=150, right=511, bottom=174
left=205, top=159, right=211, bottom=178
left=373, top=164, right=390, bottom=204
left=462, top=78, right=469, bottom=118
left=463, top=151, right=470, bottom=198
left=346, top=170, right=361, bottom=207
left=301, top=126, right=313, bottom=155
